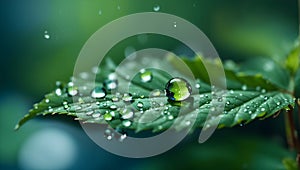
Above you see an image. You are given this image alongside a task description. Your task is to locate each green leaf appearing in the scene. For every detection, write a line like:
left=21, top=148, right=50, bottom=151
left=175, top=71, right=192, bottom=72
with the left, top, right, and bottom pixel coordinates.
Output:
left=285, top=40, right=300, bottom=75
left=15, top=55, right=295, bottom=133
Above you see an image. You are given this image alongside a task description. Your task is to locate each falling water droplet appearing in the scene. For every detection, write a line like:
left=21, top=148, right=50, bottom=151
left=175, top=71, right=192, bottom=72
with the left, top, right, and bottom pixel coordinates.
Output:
left=44, top=30, right=50, bottom=39
left=91, top=86, right=106, bottom=99
left=165, top=77, right=192, bottom=101
left=153, top=5, right=160, bottom=11
left=140, top=69, right=152, bottom=83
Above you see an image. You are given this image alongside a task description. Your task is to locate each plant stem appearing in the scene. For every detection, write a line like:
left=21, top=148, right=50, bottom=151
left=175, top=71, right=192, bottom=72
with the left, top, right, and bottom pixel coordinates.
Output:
left=285, top=105, right=300, bottom=168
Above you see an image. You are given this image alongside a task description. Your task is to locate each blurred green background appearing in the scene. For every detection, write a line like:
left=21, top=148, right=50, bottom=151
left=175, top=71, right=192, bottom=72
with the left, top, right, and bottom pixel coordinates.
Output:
left=0, top=0, right=299, bottom=169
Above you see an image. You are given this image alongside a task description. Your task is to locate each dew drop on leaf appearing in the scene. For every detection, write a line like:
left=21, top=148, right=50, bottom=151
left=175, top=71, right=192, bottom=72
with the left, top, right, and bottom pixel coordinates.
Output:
left=165, top=77, right=192, bottom=102
left=91, top=86, right=106, bottom=99
left=120, top=108, right=134, bottom=119
left=104, top=113, right=113, bottom=121
left=140, top=69, right=153, bottom=83
left=136, top=101, right=144, bottom=108
left=122, top=93, right=133, bottom=103
left=109, top=104, right=117, bottom=110
left=122, top=120, right=132, bottom=127
left=67, top=86, right=79, bottom=96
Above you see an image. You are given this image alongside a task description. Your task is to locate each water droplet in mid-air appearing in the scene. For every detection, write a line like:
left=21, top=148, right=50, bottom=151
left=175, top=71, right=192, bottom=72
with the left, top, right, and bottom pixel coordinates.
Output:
left=165, top=77, right=192, bottom=101
left=91, top=86, right=106, bottom=99
left=140, top=69, right=152, bottom=83
left=153, top=5, right=160, bottom=11
left=44, top=30, right=50, bottom=39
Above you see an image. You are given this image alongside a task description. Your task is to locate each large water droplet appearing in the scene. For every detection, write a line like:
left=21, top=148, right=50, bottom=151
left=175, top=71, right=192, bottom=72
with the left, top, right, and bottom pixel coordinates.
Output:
left=153, top=5, right=160, bottom=11
left=91, top=86, right=106, bottom=99
left=140, top=69, right=152, bottom=83
left=165, top=77, right=192, bottom=101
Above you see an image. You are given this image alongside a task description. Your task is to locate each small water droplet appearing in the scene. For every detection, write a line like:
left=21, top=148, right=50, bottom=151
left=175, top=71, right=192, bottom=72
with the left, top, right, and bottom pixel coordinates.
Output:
left=173, top=22, right=177, bottom=28
left=167, top=115, right=174, bottom=120
left=137, top=101, right=144, bottom=108
left=195, top=83, right=201, bottom=89
left=260, top=108, right=266, bottom=112
left=276, top=102, right=281, bottom=106
left=98, top=9, right=102, bottom=15
left=104, top=129, right=114, bottom=140
left=111, top=96, right=119, bottom=102
left=110, top=104, right=117, bottom=110
left=241, top=85, right=247, bottom=91
left=104, top=113, right=113, bottom=121
left=226, top=101, right=230, bottom=105
left=120, top=108, right=134, bottom=119
left=122, top=93, right=133, bottom=103
left=48, top=106, right=53, bottom=112
left=256, top=86, right=261, bottom=91
left=165, top=77, right=192, bottom=102
left=261, top=89, right=266, bottom=93
left=104, top=80, right=118, bottom=91
left=67, top=86, right=78, bottom=96
left=86, top=110, right=94, bottom=116
left=45, top=99, right=50, bottom=103
left=117, top=5, right=121, bottom=10
left=92, top=112, right=101, bottom=118
left=55, top=88, right=62, bottom=96
left=119, top=133, right=127, bottom=142
left=153, top=4, right=160, bottom=11
left=91, top=86, right=106, bottom=99
left=122, top=120, right=132, bottom=127
left=44, top=30, right=50, bottom=39
left=140, top=69, right=152, bottom=83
